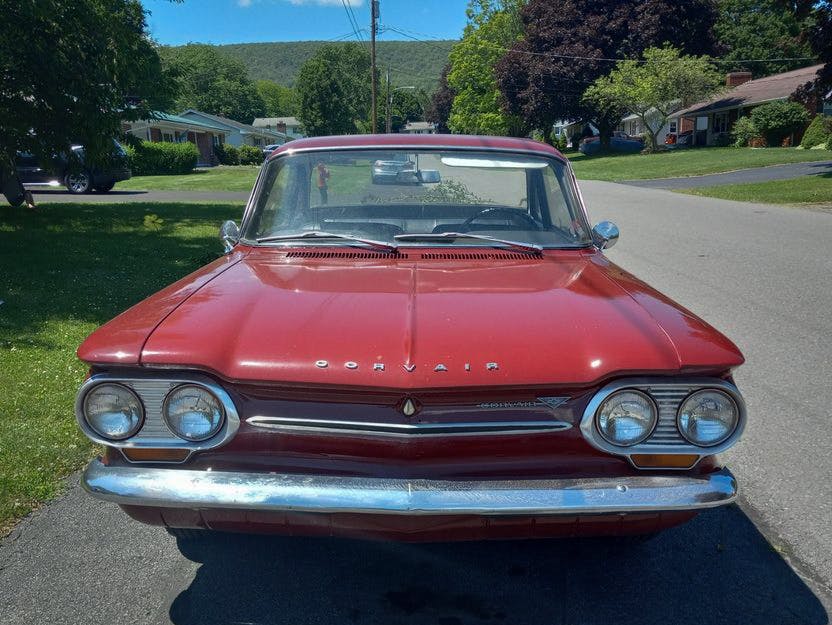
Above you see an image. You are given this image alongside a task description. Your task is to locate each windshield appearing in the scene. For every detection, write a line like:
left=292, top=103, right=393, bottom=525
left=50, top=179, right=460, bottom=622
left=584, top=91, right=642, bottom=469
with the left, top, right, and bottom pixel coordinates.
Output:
left=243, top=149, right=591, bottom=248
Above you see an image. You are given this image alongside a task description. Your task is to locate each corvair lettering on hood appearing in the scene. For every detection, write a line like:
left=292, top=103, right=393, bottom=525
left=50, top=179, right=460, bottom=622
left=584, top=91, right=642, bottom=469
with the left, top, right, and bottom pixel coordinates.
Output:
left=313, top=361, right=500, bottom=372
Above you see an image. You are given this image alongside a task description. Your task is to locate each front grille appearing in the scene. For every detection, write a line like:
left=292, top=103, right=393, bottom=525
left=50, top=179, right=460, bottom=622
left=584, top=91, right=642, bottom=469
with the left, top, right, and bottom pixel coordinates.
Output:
left=127, top=379, right=179, bottom=443
left=641, top=385, right=694, bottom=447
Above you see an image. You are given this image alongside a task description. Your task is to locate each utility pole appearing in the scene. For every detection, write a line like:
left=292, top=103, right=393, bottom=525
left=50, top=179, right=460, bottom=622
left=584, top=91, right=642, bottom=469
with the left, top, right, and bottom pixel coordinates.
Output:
left=370, top=0, right=379, bottom=133
left=385, top=67, right=392, bottom=134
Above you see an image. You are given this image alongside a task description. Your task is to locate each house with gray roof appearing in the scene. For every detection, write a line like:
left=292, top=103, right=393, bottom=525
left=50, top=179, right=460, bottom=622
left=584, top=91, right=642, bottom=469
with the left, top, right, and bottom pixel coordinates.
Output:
left=253, top=117, right=305, bottom=140
left=123, top=112, right=231, bottom=166
left=180, top=110, right=288, bottom=148
left=669, top=65, right=826, bottom=146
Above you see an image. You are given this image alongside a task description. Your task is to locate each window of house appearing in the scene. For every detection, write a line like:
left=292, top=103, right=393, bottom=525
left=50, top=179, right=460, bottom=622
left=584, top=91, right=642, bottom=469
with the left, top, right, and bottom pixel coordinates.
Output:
left=669, top=121, right=677, bottom=134
left=713, top=112, right=729, bottom=134
left=162, top=131, right=174, bottom=142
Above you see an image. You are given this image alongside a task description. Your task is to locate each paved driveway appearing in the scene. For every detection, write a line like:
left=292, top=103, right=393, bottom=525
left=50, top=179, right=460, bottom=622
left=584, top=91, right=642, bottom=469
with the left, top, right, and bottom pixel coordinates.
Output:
left=28, top=189, right=250, bottom=203
left=2, top=182, right=831, bottom=624
left=622, top=158, right=832, bottom=189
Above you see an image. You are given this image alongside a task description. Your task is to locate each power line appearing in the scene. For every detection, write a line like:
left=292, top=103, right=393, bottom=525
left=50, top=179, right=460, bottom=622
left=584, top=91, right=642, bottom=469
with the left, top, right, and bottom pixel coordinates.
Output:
left=383, top=24, right=818, bottom=66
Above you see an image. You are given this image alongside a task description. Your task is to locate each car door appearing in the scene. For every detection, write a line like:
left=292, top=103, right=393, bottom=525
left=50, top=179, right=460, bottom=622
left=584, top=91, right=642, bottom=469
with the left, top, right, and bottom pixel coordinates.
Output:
left=16, top=152, right=50, bottom=184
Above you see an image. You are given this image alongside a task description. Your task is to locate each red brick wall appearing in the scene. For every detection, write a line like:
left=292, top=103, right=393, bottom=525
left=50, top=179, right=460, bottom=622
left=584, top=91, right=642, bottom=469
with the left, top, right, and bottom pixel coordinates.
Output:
left=149, top=128, right=162, bottom=142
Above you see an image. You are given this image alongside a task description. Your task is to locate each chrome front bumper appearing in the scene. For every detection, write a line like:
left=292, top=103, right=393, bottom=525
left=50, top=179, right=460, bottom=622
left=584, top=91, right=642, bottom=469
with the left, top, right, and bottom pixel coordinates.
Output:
left=82, top=460, right=737, bottom=516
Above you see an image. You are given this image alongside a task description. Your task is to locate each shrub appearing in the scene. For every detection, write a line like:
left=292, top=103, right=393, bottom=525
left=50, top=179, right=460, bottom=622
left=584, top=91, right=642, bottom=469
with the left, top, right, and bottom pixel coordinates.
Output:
left=800, top=115, right=832, bottom=149
left=731, top=116, right=759, bottom=147
left=125, top=141, right=199, bottom=175
left=750, top=101, right=810, bottom=147
left=214, top=143, right=239, bottom=165
left=238, top=144, right=264, bottom=165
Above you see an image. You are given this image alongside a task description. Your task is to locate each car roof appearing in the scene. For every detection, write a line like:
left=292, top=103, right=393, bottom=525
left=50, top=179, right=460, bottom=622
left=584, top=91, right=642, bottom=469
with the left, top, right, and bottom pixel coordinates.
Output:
left=270, top=134, right=564, bottom=160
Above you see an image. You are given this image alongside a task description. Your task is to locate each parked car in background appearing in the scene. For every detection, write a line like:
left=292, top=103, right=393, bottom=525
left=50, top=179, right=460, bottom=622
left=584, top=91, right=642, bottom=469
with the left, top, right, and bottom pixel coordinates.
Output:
left=262, top=144, right=282, bottom=158
left=371, top=153, right=416, bottom=184
left=76, top=134, right=746, bottom=543
left=579, top=131, right=644, bottom=155
left=17, top=140, right=131, bottom=193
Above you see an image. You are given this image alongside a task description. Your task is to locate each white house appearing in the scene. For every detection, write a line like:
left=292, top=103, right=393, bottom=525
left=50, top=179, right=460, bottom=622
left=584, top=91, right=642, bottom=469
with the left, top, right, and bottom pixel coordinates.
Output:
left=619, top=109, right=677, bottom=144
left=400, top=121, right=437, bottom=134
left=253, top=117, right=305, bottom=140
left=179, top=110, right=287, bottom=148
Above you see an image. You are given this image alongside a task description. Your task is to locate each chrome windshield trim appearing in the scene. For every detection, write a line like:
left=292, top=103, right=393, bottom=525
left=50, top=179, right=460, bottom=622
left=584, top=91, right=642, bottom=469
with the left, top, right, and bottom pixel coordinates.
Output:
left=82, top=460, right=737, bottom=516
left=580, top=377, right=747, bottom=469
left=246, top=416, right=571, bottom=437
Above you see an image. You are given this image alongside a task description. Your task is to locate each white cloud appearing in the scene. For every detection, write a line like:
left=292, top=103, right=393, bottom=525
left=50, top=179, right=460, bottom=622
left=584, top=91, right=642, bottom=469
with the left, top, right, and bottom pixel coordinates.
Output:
left=237, top=0, right=252, bottom=6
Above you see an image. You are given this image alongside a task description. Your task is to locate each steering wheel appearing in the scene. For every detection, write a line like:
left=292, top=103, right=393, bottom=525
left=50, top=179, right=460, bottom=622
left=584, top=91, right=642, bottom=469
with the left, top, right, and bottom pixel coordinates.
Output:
left=460, top=207, right=541, bottom=231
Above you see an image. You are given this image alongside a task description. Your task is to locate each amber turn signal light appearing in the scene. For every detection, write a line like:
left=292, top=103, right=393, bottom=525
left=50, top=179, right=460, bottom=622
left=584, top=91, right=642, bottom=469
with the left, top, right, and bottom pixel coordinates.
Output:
left=631, top=454, right=699, bottom=469
left=122, top=448, right=190, bottom=462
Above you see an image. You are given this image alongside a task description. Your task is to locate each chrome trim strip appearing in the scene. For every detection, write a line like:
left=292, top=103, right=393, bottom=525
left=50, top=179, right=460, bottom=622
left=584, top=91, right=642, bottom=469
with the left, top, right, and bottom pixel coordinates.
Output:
left=74, top=374, right=240, bottom=460
left=580, top=377, right=747, bottom=469
left=246, top=416, right=572, bottom=437
left=82, top=459, right=737, bottom=516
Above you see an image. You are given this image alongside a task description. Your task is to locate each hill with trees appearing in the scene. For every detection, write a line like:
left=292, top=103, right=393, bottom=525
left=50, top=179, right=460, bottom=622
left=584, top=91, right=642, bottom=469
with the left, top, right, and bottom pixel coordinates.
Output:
left=201, top=40, right=454, bottom=92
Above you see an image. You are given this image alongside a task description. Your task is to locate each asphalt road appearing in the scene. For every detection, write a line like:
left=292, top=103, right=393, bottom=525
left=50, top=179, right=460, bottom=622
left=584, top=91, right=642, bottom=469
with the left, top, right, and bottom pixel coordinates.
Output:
left=28, top=189, right=250, bottom=203
left=2, top=182, right=832, bottom=624
left=621, top=158, right=832, bottom=189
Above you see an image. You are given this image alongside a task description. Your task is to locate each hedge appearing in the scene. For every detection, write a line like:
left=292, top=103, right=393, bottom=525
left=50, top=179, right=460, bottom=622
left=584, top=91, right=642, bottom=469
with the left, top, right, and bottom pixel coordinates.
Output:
left=239, top=144, right=264, bottom=165
left=213, top=143, right=239, bottom=166
left=800, top=115, right=832, bottom=149
left=750, top=101, right=810, bottom=147
left=124, top=141, right=199, bottom=175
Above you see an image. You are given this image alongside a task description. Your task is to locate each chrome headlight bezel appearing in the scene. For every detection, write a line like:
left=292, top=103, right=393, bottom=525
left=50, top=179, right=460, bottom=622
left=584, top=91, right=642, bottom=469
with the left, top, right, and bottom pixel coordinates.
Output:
left=162, top=383, right=226, bottom=442
left=82, top=382, right=145, bottom=441
left=74, top=373, right=240, bottom=461
left=594, top=389, right=658, bottom=447
left=676, top=388, right=740, bottom=447
left=580, top=377, right=747, bottom=469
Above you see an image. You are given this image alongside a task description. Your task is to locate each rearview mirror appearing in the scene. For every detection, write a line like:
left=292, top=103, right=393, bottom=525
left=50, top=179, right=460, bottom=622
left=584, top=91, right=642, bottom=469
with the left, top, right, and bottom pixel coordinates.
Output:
left=220, top=220, right=240, bottom=253
left=592, top=221, right=619, bottom=250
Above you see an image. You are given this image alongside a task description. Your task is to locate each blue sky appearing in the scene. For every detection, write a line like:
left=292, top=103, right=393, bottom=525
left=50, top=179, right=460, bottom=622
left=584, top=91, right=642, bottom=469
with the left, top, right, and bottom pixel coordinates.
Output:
left=142, top=0, right=468, bottom=45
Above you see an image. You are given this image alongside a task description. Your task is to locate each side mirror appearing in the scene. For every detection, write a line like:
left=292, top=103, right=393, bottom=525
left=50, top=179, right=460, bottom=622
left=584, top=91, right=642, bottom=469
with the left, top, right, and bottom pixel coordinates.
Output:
left=591, top=221, right=619, bottom=250
left=418, top=169, right=441, bottom=184
left=220, top=220, right=240, bottom=253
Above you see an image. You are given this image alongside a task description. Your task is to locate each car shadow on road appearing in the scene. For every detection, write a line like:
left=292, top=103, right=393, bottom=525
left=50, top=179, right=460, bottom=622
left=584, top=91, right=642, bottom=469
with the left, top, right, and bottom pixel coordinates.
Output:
left=167, top=504, right=828, bottom=625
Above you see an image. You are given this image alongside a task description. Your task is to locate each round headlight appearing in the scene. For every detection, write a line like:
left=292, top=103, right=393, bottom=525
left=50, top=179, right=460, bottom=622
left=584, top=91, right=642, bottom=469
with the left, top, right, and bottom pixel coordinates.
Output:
left=163, top=384, right=225, bottom=442
left=596, top=390, right=657, bottom=446
left=677, top=389, right=738, bottom=447
left=83, top=383, right=144, bottom=441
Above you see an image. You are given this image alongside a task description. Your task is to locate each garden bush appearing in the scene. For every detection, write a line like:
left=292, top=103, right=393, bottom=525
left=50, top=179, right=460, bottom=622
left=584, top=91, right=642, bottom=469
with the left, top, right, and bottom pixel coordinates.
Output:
left=213, top=143, right=240, bottom=165
left=730, top=116, right=760, bottom=147
left=238, top=144, right=264, bottom=165
left=800, top=115, right=832, bottom=149
left=125, top=141, right=199, bottom=175
left=750, top=101, right=810, bottom=147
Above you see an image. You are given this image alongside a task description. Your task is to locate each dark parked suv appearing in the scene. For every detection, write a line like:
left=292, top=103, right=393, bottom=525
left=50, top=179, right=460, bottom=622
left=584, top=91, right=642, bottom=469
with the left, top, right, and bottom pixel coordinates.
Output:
left=17, top=140, right=131, bottom=193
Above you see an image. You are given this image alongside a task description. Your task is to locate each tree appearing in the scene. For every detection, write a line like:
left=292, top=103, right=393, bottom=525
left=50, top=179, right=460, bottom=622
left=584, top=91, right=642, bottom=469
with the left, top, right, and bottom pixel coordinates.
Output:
left=256, top=80, right=299, bottom=118
left=0, top=0, right=175, bottom=205
left=447, top=0, right=527, bottom=136
left=426, top=64, right=455, bottom=133
left=496, top=0, right=720, bottom=146
left=295, top=43, right=372, bottom=136
left=161, top=44, right=266, bottom=124
left=714, top=0, right=814, bottom=77
left=750, top=100, right=810, bottom=146
left=388, top=89, right=425, bottom=133
left=583, top=46, right=723, bottom=151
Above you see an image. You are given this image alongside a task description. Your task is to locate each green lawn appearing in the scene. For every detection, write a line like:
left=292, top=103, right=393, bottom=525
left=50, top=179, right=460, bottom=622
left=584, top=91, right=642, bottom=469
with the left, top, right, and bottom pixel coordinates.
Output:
left=0, top=201, right=243, bottom=533
left=676, top=174, right=832, bottom=207
left=567, top=147, right=831, bottom=182
left=117, top=165, right=261, bottom=192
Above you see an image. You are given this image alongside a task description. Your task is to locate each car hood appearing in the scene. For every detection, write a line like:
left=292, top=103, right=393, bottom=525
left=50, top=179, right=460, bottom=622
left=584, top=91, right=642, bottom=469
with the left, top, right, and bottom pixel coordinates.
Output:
left=101, top=248, right=744, bottom=389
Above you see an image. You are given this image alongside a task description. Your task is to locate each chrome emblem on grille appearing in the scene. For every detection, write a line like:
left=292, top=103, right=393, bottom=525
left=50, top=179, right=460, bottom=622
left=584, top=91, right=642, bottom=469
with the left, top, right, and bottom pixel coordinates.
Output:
left=314, top=361, right=501, bottom=373
left=401, top=399, right=417, bottom=416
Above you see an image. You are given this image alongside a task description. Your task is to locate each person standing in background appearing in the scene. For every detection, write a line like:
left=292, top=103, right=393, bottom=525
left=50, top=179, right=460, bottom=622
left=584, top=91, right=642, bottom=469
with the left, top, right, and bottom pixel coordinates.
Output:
left=316, top=161, right=330, bottom=205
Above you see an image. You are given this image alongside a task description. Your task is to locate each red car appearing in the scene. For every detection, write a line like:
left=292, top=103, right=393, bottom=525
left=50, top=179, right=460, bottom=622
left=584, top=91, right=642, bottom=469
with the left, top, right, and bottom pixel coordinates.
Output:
left=76, top=134, right=745, bottom=542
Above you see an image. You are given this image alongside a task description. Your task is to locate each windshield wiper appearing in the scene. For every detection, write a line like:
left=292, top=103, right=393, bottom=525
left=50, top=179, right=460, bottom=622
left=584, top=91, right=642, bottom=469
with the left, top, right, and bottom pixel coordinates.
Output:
left=256, top=231, right=399, bottom=252
left=394, top=232, right=543, bottom=254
